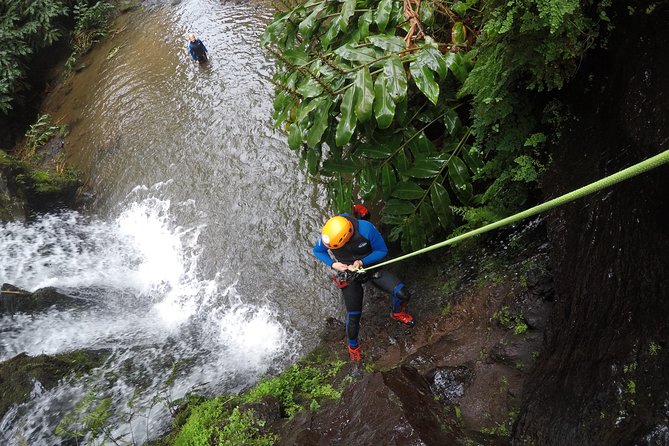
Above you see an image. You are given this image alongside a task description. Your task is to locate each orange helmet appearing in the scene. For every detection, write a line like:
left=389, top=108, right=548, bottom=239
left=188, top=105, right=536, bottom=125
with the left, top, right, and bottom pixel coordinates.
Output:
left=321, top=216, right=353, bottom=249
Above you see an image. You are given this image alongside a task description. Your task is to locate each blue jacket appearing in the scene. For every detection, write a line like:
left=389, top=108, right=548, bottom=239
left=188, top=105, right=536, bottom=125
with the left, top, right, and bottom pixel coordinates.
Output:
left=313, top=214, right=388, bottom=267
left=188, top=39, right=208, bottom=61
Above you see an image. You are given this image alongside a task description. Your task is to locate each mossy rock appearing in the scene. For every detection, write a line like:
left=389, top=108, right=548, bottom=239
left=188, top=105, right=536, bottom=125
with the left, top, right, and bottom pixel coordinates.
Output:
left=0, top=284, right=86, bottom=314
left=0, top=149, right=82, bottom=217
left=0, top=349, right=111, bottom=418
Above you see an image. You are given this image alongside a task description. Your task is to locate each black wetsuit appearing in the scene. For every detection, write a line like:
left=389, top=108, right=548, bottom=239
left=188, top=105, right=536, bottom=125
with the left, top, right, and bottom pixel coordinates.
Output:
left=188, top=39, right=208, bottom=63
left=313, top=215, right=410, bottom=348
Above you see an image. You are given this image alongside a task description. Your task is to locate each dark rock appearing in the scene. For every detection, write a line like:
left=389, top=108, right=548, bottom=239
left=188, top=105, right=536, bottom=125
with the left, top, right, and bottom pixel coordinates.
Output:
left=0, top=149, right=81, bottom=217
left=515, top=3, right=669, bottom=444
left=0, top=350, right=111, bottom=419
left=320, top=317, right=345, bottom=344
left=525, top=267, right=554, bottom=302
left=239, top=395, right=282, bottom=435
left=1, top=284, right=84, bottom=314
left=426, top=365, right=473, bottom=404
left=276, top=366, right=461, bottom=445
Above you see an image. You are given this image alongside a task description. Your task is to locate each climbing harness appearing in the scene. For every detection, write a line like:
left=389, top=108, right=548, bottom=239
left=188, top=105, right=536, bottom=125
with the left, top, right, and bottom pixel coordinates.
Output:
left=358, top=149, right=669, bottom=273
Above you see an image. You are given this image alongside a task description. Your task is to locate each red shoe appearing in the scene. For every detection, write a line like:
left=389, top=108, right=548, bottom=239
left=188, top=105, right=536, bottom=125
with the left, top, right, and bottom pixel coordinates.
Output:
left=391, top=309, right=415, bottom=327
left=347, top=344, right=362, bottom=361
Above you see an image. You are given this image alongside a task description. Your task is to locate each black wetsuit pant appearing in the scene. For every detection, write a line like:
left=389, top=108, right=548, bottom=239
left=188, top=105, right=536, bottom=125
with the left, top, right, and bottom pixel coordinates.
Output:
left=341, top=270, right=410, bottom=347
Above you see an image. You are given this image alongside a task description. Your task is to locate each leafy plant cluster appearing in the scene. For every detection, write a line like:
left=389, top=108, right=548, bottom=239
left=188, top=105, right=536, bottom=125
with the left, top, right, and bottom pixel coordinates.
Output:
left=55, top=390, right=114, bottom=444
left=66, top=0, right=114, bottom=70
left=21, top=113, right=68, bottom=157
left=0, top=0, right=116, bottom=115
left=158, top=357, right=345, bottom=445
left=172, top=399, right=277, bottom=446
left=243, top=359, right=345, bottom=417
left=0, top=0, right=68, bottom=114
left=263, top=0, right=610, bottom=250
left=492, top=305, right=528, bottom=335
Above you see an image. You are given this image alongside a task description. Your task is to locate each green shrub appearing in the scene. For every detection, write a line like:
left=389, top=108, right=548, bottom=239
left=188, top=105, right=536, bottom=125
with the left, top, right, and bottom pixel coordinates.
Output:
left=263, top=0, right=611, bottom=250
left=174, top=398, right=225, bottom=446
left=244, top=361, right=344, bottom=417
left=66, top=0, right=114, bottom=69
left=0, top=0, right=68, bottom=113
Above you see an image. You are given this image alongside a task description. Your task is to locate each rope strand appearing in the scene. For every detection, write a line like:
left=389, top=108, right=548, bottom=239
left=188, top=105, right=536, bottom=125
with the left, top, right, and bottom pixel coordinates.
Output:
left=358, top=149, right=669, bottom=272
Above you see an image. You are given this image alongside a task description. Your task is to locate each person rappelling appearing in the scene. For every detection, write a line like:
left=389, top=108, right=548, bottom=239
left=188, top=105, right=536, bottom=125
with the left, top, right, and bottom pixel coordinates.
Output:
left=313, top=207, right=415, bottom=362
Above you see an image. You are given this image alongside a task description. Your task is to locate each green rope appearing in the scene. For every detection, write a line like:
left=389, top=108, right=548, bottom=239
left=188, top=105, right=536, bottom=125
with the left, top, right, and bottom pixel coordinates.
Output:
left=359, top=149, right=669, bottom=273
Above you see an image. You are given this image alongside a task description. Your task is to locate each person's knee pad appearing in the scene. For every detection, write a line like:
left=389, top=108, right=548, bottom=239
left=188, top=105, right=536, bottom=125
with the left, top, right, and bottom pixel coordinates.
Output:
left=395, top=285, right=411, bottom=303
left=346, top=312, right=361, bottom=340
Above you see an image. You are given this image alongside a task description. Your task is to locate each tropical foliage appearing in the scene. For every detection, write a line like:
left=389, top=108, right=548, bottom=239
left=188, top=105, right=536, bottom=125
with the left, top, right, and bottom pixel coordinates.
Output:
left=263, top=0, right=609, bottom=250
left=0, top=0, right=115, bottom=114
left=66, top=0, right=114, bottom=69
left=0, top=0, right=68, bottom=114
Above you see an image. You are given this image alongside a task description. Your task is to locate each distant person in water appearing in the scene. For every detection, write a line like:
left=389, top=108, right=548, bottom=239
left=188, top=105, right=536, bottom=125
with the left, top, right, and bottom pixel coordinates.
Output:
left=188, top=33, right=208, bottom=64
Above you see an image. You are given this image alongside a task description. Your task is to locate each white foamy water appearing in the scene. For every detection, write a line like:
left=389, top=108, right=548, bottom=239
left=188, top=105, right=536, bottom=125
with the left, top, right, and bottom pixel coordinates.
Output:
left=0, top=185, right=299, bottom=444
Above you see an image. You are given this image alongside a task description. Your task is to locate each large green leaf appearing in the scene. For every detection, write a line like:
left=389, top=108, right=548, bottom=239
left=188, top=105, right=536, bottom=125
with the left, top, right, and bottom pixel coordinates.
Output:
left=381, top=214, right=405, bottom=225
left=367, top=35, right=406, bottom=52
left=406, top=158, right=443, bottom=178
left=419, top=201, right=440, bottom=234
left=444, top=52, right=469, bottom=83
left=357, top=143, right=394, bottom=159
left=383, top=55, right=407, bottom=103
left=406, top=128, right=434, bottom=157
left=336, top=87, right=357, bottom=146
left=334, top=43, right=378, bottom=63
left=448, top=156, right=473, bottom=203
left=262, top=14, right=289, bottom=46
left=333, top=175, right=353, bottom=213
left=296, top=97, right=321, bottom=124
left=322, top=17, right=342, bottom=49
left=298, top=3, right=325, bottom=40
left=306, top=145, right=321, bottom=174
left=306, top=99, right=332, bottom=147
left=373, top=75, right=395, bottom=129
left=410, top=61, right=439, bottom=105
left=283, top=47, right=309, bottom=65
left=354, top=66, right=374, bottom=123
left=384, top=199, right=415, bottom=215
left=393, top=148, right=410, bottom=177
left=296, top=77, right=323, bottom=98
left=358, top=166, right=377, bottom=198
left=405, top=217, right=426, bottom=250
left=272, top=90, right=294, bottom=127
left=322, top=158, right=357, bottom=174
left=380, top=163, right=397, bottom=199
left=461, top=145, right=484, bottom=174
left=339, top=0, right=356, bottom=31
left=452, top=22, right=467, bottom=46
left=357, top=10, right=374, bottom=41
left=443, top=109, right=462, bottom=135
left=287, top=123, right=303, bottom=150
left=416, top=45, right=447, bottom=79
left=392, top=181, right=425, bottom=200
left=430, top=183, right=453, bottom=230
left=375, top=0, right=393, bottom=32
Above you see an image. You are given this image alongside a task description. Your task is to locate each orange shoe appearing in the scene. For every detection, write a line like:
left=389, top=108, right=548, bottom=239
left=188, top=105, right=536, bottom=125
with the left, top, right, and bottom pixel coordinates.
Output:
left=391, top=310, right=415, bottom=327
left=347, top=344, right=362, bottom=361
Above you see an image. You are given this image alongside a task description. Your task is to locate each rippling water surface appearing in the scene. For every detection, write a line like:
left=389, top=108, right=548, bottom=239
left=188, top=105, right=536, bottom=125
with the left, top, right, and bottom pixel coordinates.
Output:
left=1, top=1, right=336, bottom=443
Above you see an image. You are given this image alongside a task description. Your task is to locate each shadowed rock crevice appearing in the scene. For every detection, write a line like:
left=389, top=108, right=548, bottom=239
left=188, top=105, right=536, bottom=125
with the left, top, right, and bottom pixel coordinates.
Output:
left=514, top=1, right=669, bottom=444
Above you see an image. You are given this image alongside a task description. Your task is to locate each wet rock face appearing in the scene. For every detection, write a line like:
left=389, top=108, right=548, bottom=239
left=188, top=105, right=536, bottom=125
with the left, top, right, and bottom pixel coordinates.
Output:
left=276, top=366, right=461, bottom=446
left=0, top=350, right=110, bottom=419
left=426, top=366, right=473, bottom=404
left=1, top=284, right=84, bottom=314
left=515, top=2, right=669, bottom=444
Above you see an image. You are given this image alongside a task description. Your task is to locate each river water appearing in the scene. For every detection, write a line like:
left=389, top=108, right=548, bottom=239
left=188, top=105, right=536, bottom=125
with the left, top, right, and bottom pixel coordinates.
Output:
left=0, top=0, right=337, bottom=443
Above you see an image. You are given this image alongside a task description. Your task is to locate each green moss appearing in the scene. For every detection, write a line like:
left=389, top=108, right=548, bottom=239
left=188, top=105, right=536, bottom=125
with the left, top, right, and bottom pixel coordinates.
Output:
left=440, top=302, right=453, bottom=317
left=243, top=361, right=344, bottom=418
left=0, top=350, right=109, bottom=418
